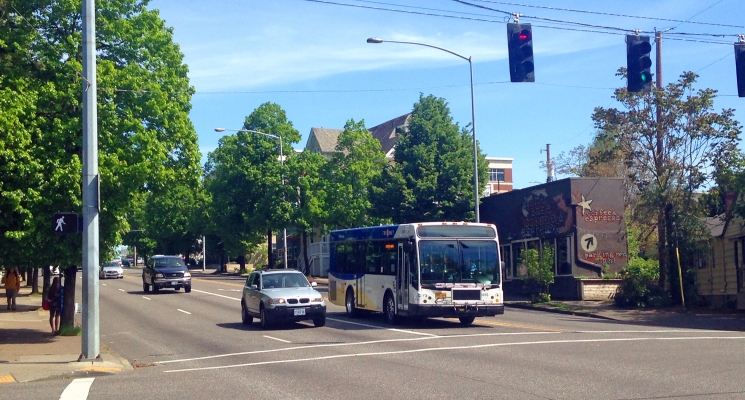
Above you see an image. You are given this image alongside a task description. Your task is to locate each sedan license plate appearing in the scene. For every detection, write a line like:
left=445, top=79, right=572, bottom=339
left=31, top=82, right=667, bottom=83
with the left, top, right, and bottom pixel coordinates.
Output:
left=171, top=281, right=178, bottom=286
left=294, top=308, right=306, bottom=316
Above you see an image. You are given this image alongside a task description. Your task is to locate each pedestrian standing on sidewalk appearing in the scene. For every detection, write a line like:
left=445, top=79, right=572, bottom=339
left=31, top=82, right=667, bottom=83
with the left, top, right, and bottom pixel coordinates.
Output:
left=47, top=276, right=64, bottom=335
left=2, top=266, right=21, bottom=311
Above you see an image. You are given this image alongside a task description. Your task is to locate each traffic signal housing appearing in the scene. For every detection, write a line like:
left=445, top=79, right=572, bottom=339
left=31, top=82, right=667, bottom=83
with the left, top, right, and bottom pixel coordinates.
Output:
left=626, top=35, right=653, bottom=92
left=736, top=42, right=745, bottom=98
left=507, top=23, right=534, bottom=82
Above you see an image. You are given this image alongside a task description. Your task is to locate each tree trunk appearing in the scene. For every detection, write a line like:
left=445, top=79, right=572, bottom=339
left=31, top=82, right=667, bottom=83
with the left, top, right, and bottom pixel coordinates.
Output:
left=61, top=265, right=77, bottom=327
left=657, top=208, right=668, bottom=291
left=30, top=267, right=39, bottom=294
left=302, top=230, right=310, bottom=276
left=238, top=254, right=245, bottom=272
left=42, top=267, right=51, bottom=301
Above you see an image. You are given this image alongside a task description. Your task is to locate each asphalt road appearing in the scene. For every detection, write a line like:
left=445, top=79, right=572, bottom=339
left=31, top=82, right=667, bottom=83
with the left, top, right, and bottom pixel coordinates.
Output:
left=5, top=268, right=745, bottom=400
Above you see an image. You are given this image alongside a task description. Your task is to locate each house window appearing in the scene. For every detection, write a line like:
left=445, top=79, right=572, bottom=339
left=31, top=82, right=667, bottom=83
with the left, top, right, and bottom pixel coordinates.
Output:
left=489, top=168, right=505, bottom=182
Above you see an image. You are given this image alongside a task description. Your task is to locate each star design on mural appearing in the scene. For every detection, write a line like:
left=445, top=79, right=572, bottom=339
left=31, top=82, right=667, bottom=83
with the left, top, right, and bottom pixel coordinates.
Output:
left=578, top=195, right=593, bottom=216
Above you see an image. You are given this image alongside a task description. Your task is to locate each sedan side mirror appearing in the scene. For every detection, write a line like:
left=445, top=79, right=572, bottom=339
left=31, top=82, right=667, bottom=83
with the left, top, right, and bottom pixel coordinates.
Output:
left=250, top=284, right=258, bottom=290
left=311, top=281, right=317, bottom=287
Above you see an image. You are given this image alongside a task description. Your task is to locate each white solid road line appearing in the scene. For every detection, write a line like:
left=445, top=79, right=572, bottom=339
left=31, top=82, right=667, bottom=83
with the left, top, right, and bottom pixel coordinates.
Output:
left=164, top=336, right=745, bottom=373
left=60, top=377, right=95, bottom=400
left=177, top=309, right=192, bottom=315
left=263, top=335, right=292, bottom=343
left=142, top=296, right=151, bottom=300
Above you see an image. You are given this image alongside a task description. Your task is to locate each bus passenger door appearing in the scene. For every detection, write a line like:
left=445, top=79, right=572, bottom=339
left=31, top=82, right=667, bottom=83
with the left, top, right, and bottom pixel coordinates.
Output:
left=397, top=243, right=409, bottom=311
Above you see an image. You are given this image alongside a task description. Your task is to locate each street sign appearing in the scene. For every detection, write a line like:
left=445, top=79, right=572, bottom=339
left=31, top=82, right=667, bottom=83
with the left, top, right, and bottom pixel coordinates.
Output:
left=53, top=212, right=79, bottom=234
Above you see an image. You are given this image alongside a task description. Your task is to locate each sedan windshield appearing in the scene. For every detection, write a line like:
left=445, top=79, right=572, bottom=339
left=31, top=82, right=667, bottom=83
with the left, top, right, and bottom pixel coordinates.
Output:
left=419, top=240, right=500, bottom=286
left=262, top=273, right=310, bottom=289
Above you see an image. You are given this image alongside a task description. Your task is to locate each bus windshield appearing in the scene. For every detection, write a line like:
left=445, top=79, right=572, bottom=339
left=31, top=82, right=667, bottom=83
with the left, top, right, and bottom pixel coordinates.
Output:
left=419, top=240, right=500, bottom=286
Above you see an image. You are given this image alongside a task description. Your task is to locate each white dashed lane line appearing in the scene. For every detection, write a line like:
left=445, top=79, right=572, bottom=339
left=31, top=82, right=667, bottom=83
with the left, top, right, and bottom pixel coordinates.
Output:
left=263, top=335, right=292, bottom=343
left=177, top=309, right=191, bottom=315
left=102, top=284, right=107, bottom=286
left=142, top=296, right=151, bottom=300
left=118, top=289, right=125, bottom=292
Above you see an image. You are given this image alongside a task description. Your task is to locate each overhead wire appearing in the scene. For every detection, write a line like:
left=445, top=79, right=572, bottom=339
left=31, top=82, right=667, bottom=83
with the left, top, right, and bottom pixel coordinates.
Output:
left=466, top=0, right=745, bottom=29
left=300, top=0, right=741, bottom=45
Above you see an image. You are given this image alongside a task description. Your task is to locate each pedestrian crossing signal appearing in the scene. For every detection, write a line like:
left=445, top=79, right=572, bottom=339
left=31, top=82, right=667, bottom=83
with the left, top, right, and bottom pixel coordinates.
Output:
left=53, top=212, right=79, bottom=234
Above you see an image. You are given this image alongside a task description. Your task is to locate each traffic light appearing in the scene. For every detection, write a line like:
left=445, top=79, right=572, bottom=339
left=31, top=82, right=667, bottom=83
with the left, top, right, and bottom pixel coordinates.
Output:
left=507, top=23, right=534, bottom=83
left=736, top=42, right=745, bottom=98
left=52, top=212, right=79, bottom=234
left=626, top=35, right=653, bottom=92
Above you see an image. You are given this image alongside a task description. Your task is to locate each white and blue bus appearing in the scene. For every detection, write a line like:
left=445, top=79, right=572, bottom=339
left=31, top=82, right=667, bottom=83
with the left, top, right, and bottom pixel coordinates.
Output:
left=328, top=222, right=504, bottom=325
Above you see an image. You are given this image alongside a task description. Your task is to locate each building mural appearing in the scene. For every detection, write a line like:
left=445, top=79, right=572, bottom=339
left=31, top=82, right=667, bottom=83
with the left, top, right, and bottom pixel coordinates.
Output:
left=480, top=177, right=627, bottom=299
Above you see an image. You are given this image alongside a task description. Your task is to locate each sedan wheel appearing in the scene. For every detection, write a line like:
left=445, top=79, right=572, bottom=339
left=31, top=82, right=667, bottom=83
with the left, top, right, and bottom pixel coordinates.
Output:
left=241, top=302, right=252, bottom=325
left=313, top=316, right=326, bottom=327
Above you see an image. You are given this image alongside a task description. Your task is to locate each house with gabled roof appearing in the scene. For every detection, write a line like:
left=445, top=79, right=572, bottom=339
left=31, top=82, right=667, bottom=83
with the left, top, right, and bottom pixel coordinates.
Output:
left=304, top=114, right=411, bottom=161
left=696, top=192, right=745, bottom=309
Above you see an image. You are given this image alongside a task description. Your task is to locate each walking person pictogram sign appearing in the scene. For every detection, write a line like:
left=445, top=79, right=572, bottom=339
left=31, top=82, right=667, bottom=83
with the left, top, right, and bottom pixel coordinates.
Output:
left=52, top=212, right=79, bottom=234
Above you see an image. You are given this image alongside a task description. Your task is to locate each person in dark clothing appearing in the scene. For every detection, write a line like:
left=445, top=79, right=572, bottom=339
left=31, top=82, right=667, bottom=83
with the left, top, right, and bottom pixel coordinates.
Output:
left=47, top=277, right=63, bottom=335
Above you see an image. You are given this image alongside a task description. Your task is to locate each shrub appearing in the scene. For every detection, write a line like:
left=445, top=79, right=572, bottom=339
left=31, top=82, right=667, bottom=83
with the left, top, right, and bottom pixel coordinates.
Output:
left=59, top=323, right=82, bottom=336
left=614, top=256, right=663, bottom=308
left=531, top=293, right=551, bottom=303
left=519, top=247, right=555, bottom=296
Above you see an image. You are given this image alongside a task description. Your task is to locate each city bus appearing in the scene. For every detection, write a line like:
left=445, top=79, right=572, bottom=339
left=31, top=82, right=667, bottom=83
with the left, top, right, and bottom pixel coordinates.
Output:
left=328, top=222, right=504, bottom=325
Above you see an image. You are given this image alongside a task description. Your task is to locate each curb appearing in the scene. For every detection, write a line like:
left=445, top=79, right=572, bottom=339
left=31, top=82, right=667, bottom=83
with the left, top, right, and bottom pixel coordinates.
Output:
left=504, top=302, right=619, bottom=321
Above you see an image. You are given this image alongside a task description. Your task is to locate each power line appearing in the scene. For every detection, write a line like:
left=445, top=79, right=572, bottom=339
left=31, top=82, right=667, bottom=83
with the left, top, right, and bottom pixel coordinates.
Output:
left=300, top=0, right=739, bottom=45
left=466, top=0, right=745, bottom=29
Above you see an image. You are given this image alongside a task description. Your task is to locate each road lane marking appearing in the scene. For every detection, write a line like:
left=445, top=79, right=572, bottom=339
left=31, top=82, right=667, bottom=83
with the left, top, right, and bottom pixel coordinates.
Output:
left=156, top=331, right=557, bottom=364
left=60, top=377, right=95, bottom=399
left=191, top=278, right=244, bottom=288
left=326, top=317, right=439, bottom=337
left=474, top=319, right=564, bottom=332
left=218, top=289, right=241, bottom=292
left=142, top=296, right=151, bottom=300
left=263, top=335, right=292, bottom=343
left=177, top=309, right=191, bottom=315
left=102, top=284, right=107, bottom=286
left=118, top=289, right=125, bottom=292
left=0, top=375, right=15, bottom=384
left=163, top=336, right=745, bottom=373
left=191, top=289, right=241, bottom=301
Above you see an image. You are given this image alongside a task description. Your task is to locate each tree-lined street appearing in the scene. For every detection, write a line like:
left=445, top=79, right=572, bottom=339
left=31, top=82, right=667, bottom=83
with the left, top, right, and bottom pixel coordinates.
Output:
left=4, top=268, right=745, bottom=399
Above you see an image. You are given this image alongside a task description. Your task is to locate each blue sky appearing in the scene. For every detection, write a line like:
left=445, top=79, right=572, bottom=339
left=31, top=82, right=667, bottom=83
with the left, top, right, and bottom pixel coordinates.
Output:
left=151, top=0, right=745, bottom=189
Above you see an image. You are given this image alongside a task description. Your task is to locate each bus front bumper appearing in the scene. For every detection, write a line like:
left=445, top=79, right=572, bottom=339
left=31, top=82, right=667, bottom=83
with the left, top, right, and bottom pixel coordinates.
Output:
left=407, top=303, right=504, bottom=318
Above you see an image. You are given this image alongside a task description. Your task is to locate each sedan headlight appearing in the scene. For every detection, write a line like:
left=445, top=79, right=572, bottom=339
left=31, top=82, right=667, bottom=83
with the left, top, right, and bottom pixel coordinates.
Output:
left=311, top=297, right=323, bottom=303
left=183, top=272, right=191, bottom=277
left=267, top=298, right=286, bottom=305
left=155, top=273, right=164, bottom=278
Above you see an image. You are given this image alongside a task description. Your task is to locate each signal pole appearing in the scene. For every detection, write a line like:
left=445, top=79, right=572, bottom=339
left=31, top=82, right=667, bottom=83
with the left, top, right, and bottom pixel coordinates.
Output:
left=81, top=0, right=100, bottom=362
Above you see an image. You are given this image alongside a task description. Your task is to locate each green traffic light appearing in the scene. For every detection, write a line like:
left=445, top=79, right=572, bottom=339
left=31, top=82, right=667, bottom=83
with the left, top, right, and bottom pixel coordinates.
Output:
left=640, top=72, right=651, bottom=83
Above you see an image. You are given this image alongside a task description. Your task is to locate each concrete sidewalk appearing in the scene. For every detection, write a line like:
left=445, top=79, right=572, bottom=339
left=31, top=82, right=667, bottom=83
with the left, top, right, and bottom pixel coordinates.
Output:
left=0, top=285, right=133, bottom=384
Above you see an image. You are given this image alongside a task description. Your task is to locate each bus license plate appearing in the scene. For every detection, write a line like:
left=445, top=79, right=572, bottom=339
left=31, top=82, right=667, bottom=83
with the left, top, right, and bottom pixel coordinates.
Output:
left=294, top=308, right=306, bottom=316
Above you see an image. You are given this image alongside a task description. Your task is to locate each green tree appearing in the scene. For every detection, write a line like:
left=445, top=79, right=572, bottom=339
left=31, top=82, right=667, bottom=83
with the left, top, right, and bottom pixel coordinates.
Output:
left=371, top=94, right=487, bottom=223
left=324, top=119, right=388, bottom=229
left=206, top=103, right=301, bottom=268
left=286, top=150, right=329, bottom=274
left=519, top=247, right=554, bottom=302
left=587, top=71, right=740, bottom=297
left=0, top=1, right=201, bottom=321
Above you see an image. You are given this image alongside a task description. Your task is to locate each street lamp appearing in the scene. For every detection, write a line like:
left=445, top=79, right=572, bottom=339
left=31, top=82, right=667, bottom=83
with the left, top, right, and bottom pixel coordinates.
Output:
left=367, top=37, right=481, bottom=222
left=214, top=127, right=288, bottom=269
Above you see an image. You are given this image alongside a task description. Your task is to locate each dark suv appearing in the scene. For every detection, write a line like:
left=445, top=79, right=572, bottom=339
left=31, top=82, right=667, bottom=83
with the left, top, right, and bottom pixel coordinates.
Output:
left=142, top=255, right=192, bottom=293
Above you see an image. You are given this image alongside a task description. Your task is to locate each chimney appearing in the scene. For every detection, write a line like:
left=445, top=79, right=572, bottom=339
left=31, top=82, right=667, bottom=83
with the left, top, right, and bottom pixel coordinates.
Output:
left=725, top=191, right=737, bottom=214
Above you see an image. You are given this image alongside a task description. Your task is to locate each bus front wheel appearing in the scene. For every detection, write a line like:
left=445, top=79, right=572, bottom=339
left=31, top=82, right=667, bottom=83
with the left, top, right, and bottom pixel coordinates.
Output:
left=458, top=316, right=475, bottom=326
left=345, top=290, right=358, bottom=318
left=383, top=292, right=398, bottom=325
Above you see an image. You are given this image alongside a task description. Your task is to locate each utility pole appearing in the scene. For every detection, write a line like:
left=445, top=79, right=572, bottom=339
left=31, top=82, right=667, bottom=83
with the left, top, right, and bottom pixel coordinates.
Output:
left=202, top=236, right=206, bottom=272
left=545, top=144, right=553, bottom=182
left=654, top=29, right=668, bottom=292
left=80, top=0, right=100, bottom=362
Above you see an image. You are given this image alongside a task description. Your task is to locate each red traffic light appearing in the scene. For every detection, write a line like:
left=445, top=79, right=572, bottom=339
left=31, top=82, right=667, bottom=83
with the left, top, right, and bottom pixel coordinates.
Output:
left=518, top=30, right=531, bottom=41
